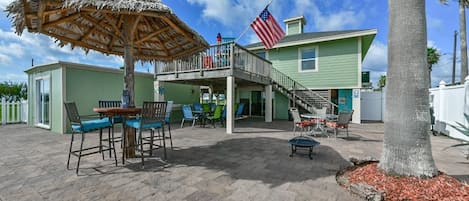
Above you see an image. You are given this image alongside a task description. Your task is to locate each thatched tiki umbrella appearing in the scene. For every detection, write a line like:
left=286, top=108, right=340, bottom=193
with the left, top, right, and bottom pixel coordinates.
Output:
left=6, top=0, right=208, bottom=107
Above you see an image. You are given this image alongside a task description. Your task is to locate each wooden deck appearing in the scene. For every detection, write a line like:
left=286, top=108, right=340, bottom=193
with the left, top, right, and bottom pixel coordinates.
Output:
left=155, top=42, right=272, bottom=89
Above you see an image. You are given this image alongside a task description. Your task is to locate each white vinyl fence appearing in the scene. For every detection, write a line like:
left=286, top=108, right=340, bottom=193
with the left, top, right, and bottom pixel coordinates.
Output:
left=361, top=90, right=385, bottom=121
left=1, top=98, right=28, bottom=125
left=429, top=79, right=469, bottom=141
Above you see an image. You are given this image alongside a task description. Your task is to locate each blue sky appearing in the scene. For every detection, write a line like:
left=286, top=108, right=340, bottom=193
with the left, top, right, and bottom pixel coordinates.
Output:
left=0, top=0, right=464, bottom=87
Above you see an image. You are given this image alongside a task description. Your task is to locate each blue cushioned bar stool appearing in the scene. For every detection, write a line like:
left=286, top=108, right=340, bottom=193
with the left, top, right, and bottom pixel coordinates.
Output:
left=125, top=101, right=167, bottom=169
left=98, top=100, right=123, bottom=157
left=64, top=102, right=118, bottom=175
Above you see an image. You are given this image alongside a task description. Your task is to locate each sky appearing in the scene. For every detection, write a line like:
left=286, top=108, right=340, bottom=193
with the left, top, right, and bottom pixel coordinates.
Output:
left=0, top=0, right=465, bottom=88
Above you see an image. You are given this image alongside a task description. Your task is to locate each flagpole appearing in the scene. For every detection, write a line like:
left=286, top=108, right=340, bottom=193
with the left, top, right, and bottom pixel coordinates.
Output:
left=235, top=0, right=273, bottom=43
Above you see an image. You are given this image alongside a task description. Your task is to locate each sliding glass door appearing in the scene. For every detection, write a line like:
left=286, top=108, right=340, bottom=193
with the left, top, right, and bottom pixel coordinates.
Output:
left=36, top=78, right=50, bottom=128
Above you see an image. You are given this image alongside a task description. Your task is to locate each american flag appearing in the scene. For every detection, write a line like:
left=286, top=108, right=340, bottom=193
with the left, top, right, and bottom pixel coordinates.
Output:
left=250, top=7, right=285, bottom=49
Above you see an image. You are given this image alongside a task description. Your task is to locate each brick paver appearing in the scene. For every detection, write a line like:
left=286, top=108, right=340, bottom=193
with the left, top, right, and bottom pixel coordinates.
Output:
left=0, top=120, right=467, bottom=201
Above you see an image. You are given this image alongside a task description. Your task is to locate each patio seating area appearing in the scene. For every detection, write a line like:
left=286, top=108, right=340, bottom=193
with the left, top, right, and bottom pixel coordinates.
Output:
left=0, top=120, right=468, bottom=201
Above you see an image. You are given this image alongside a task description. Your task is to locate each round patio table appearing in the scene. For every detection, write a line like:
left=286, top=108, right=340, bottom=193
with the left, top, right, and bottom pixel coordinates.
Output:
left=93, top=107, right=141, bottom=162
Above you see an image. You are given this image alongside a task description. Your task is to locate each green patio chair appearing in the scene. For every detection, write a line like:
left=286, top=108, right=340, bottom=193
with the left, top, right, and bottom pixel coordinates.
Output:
left=206, top=105, right=223, bottom=128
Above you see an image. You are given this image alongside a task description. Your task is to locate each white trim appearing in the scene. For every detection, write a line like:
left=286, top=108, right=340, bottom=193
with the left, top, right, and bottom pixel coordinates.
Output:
left=61, top=64, right=67, bottom=133
left=298, top=46, right=319, bottom=72
left=358, top=37, right=363, bottom=88
left=283, top=16, right=305, bottom=23
left=247, top=29, right=378, bottom=51
left=26, top=61, right=153, bottom=78
left=34, top=74, right=51, bottom=129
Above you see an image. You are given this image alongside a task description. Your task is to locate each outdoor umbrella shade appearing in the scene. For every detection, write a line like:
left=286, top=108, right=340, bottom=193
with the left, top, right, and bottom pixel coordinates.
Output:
left=6, top=0, right=209, bottom=107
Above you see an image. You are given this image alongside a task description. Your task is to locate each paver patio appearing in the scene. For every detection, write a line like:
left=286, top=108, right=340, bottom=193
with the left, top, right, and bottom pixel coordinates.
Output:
left=0, top=119, right=468, bottom=201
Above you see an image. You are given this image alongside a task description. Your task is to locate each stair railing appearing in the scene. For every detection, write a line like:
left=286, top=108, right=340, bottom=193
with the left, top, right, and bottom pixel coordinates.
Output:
left=270, top=67, right=338, bottom=114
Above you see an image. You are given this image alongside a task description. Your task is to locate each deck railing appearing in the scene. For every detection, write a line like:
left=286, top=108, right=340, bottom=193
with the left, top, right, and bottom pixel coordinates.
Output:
left=156, top=42, right=271, bottom=78
left=1, top=98, right=27, bottom=125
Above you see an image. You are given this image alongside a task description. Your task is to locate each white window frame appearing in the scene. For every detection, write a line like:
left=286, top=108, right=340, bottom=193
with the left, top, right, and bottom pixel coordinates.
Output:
left=298, top=46, right=319, bottom=72
left=34, top=75, right=51, bottom=129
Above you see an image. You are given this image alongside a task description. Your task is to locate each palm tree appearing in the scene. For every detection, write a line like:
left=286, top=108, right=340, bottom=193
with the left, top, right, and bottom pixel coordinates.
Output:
left=427, top=47, right=441, bottom=87
left=440, top=0, right=468, bottom=83
left=378, top=75, right=386, bottom=89
left=379, top=0, right=438, bottom=177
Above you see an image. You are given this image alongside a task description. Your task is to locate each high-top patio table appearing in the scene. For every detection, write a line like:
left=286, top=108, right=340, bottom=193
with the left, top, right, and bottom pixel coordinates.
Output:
left=93, top=107, right=141, bottom=162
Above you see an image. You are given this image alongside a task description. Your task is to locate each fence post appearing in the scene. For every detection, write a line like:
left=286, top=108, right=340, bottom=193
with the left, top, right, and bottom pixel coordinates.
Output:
left=465, top=76, right=469, bottom=127
left=1, top=98, right=5, bottom=125
left=436, top=80, right=446, bottom=132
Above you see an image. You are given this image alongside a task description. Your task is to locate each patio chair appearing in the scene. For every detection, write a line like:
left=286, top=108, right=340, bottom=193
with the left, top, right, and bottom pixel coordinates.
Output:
left=64, top=102, right=117, bottom=174
left=164, top=101, right=174, bottom=149
left=193, top=103, right=202, bottom=114
left=181, top=105, right=198, bottom=128
left=289, top=107, right=314, bottom=136
left=202, top=103, right=211, bottom=113
left=98, top=100, right=122, bottom=156
left=209, top=103, right=216, bottom=112
left=206, top=105, right=223, bottom=128
left=125, top=101, right=167, bottom=168
left=235, top=102, right=247, bottom=120
left=325, top=110, right=354, bottom=137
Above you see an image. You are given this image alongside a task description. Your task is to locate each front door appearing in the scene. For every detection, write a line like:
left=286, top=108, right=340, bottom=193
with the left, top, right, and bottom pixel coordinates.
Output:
left=36, top=78, right=50, bottom=128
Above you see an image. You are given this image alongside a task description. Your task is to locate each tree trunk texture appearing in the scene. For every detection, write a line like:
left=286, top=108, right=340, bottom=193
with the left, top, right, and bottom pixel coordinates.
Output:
left=460, top=1, right=468, bottom=84
left=379, top=0, right=438, bottom=178
left=123, top=16, right=136, bottom=107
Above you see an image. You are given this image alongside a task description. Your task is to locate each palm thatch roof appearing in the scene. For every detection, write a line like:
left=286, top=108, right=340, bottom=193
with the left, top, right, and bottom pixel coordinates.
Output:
left=6, top=0, right=209, bottom=61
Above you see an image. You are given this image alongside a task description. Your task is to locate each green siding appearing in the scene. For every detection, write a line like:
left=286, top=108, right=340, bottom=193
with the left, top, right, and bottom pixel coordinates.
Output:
left=274, top=91, right=289, bottom=119
left=268, top=38, right=359, bottom=89
left=164, top=82, right=200, bottom=123
left=287, top=22, right=300, bottom=35
left=66, top=67, right=154, bottom=115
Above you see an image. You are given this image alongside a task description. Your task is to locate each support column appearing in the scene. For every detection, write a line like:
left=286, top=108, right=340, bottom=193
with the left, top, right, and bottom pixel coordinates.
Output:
left=154, top=80, right=165, bottom=101
left=226, top=76, right=234, bottom=134
left=265, top=84, right=272, bottom=122
left=351, top=88, right=361, bottom=124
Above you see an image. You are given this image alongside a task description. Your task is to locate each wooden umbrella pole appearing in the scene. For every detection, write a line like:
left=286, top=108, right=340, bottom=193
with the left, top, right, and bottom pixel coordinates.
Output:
left=123, top=16, right=136, bottom=108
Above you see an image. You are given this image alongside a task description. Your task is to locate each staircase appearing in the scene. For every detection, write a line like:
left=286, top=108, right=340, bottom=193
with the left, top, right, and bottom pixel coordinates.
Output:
left=270, top=68, right=338, bottom=114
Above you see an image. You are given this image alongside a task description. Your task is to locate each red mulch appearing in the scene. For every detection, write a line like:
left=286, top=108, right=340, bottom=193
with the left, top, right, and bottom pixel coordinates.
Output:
left=345, top=162, right=469, bottom=201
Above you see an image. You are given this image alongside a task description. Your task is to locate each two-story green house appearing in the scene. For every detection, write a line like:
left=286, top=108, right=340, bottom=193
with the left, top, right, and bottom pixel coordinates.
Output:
left=244, top=16, right=377, bottom=123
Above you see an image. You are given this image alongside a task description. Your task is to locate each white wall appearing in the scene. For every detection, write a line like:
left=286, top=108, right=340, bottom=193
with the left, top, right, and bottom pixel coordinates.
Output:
left=430, top=80, right=469, bottom=141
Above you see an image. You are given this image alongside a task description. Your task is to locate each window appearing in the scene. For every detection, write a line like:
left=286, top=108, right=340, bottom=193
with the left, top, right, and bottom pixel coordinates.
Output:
left=299, top=47, right=318, bottom=72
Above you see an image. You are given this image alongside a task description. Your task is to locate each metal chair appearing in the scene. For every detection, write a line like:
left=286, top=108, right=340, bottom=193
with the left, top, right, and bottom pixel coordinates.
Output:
left=164, top=101, right=174, bottom=149
left=64, top=102, right=117, bottom=174
left=206, top=105, right=223, bottom=127
left=325, top=110, right=354, bottom=137
left=125, top=102, right=167, bottom=168
left=289, top=107, right=313, bottom=136
left=181, top=105, right=198, bottom=128
left=98, top=100, right=122, bottom=156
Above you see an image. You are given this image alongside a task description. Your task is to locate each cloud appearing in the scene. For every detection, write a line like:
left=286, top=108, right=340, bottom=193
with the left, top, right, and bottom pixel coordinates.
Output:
left=186, top=0, right=279, bottom=28
left=291, top=0, right=366, bottom=31
left=0, top=0, right=12, bottom=10
left=363, top=41, right=387, bottom=72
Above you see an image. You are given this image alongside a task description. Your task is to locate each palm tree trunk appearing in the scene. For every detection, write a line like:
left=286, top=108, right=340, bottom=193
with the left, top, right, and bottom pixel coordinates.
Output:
left=460, top=1, right=468, bottom=83
left=428, top=63, right=432, bottom=88
left=379, top=0, right=438, bottom=177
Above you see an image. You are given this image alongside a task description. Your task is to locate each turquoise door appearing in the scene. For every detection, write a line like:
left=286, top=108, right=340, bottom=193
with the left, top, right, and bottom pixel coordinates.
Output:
left=338, top=89, right=352, bottom=112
